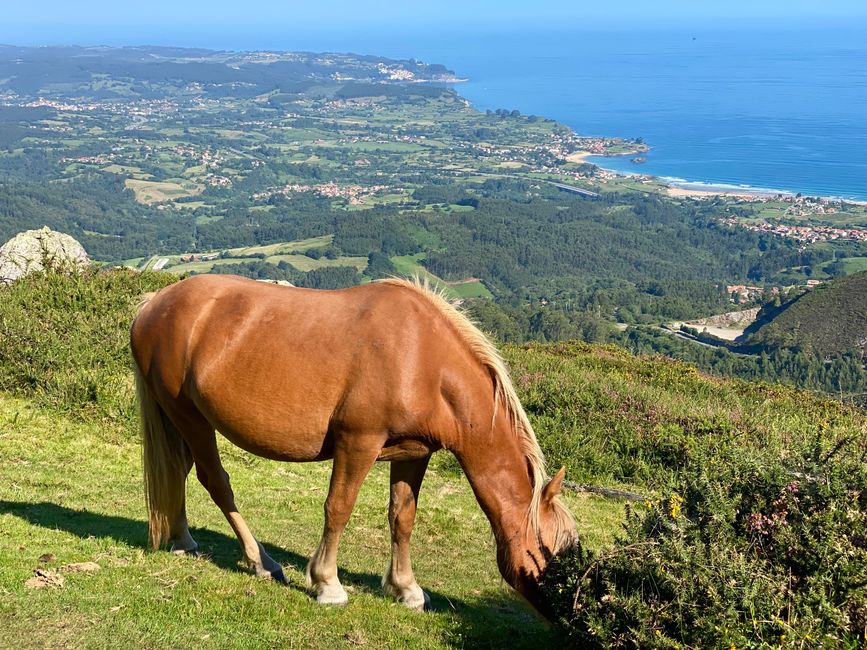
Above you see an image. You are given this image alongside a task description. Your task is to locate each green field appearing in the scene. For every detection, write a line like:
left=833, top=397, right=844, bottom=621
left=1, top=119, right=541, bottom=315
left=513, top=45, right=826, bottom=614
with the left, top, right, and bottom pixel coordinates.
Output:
left=447, top=280, right=492, bottom=300
left=0, top=394, right=620, bottom=649
left=266, top=254, right=368, bottom=272
left=390, top=254, right=444, bottom=283
left=820, top=256, right=867, bottom=275
left=166, top=257, right=263, bottom=274
left=750, top=201, right=867, bottom=227
left=389, top=254, right=492, bottom=300
left=151, top=237, right=339, bottom=274
left=125, top=179, right=204, bottom=205
left=227, top=237, right=334, bottom=257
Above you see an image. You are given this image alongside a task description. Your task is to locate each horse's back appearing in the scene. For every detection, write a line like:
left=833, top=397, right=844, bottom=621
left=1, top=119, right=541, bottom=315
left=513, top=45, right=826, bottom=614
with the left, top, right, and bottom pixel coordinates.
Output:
left=131, top=275, right=481, bottom=460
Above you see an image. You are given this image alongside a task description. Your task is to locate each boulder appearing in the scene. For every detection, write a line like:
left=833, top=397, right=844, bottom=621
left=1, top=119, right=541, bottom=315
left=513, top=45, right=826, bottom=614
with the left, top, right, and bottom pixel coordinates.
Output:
left=0, top=227, right=90, bottom=284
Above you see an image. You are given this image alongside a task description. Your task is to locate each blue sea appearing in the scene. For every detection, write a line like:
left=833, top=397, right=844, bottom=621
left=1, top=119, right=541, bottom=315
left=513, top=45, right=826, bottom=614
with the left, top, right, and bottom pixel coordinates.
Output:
left=11, top=24, right=867, bottom=200
left=305, top=26, right=867, bottom=201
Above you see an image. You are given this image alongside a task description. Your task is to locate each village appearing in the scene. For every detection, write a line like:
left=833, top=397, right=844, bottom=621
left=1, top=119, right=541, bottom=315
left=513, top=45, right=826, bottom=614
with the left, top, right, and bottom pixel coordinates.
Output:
left=720, top=215, right=867, bottom=244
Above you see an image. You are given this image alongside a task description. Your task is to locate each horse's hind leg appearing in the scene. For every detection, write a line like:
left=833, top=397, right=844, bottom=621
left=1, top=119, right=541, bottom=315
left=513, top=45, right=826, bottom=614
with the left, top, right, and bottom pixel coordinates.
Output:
left=177, top=413, right=285, bottom=582
left=168, top=451, right=198, bottom=555
left=383, top=456, right=431, bottom=611
left=306, top=431, right=384, bottom=605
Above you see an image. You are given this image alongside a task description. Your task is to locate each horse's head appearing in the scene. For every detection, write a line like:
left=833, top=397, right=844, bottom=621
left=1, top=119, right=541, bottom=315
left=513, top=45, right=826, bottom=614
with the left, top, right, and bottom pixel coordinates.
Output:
left=496, top=466, right=577, bottom=617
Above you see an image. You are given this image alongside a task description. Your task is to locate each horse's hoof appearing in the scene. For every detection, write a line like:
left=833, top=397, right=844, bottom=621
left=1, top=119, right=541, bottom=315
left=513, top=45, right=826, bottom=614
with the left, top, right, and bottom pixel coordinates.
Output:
left=315, top=583, right=349, bottom=606
left=170, top=543, right=200, bottom=557
left=400, top=589, right=431, bottom=612
left=269, top=567, right=288, bottom=584
left=255, top=566, right=287, bottom=584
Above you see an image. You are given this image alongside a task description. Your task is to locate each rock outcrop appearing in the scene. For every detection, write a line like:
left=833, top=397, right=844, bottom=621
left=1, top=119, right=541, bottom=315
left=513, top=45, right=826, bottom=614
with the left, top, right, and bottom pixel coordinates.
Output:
left=0, top=227, right=90, bottom=284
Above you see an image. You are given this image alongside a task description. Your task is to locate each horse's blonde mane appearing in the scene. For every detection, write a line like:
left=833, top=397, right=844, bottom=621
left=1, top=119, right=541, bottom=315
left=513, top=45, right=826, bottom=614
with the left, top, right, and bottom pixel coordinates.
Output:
left=378, top=277, right=575, bottom=553
left=136, top=291, right=158, bottom=315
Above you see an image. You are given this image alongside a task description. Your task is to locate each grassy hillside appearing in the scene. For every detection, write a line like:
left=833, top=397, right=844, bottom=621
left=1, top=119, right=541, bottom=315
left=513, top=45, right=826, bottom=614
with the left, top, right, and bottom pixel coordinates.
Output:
left=743, top=271, right=867, bottom=358
left=505, top=341, right=865, bottom=488
left=0, top=394, right=623, bottom=649
left=1, top=269, right=865, bottom=647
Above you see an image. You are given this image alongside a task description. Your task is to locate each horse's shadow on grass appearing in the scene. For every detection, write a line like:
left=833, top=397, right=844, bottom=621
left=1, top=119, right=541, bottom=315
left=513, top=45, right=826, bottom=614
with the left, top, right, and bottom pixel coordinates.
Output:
left=0, top=500, right=559, bottom=648
left=0, top=499, right=376, bottom=592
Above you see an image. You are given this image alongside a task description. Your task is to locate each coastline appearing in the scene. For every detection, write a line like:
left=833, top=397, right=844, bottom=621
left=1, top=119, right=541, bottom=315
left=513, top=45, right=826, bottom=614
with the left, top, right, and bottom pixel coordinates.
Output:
left=663, top=181, right=792, bottom=200
left=567, top=144, right=851, bottom=202
left=580, top=152, right=865, bottom=204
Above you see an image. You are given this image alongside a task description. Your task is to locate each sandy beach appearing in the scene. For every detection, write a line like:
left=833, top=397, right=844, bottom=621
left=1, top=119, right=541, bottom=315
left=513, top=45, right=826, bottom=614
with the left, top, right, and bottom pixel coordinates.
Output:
left=664, top=186, right=775, bottom=200
left=565, top=151, right=593, bottom=163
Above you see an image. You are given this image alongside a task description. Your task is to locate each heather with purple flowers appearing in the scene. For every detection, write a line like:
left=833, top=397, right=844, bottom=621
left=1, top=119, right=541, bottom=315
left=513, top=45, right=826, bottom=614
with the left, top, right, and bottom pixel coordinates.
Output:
left=542, top=441, right=867, bottom=648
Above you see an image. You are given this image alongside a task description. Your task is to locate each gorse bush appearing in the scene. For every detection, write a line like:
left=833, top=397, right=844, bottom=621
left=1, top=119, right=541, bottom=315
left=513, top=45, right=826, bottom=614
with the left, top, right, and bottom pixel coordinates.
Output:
left=0, top=268, right=175, bottom=425
left=542, top=439, right=867, bottom=648
left=507, top=342, right=867, bottom=646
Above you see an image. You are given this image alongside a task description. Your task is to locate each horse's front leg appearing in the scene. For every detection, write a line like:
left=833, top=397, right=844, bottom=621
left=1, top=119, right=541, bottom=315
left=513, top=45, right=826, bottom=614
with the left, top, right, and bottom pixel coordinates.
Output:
left=306, top=430, right=383, bottom=605
left=383, top=455, right=431, bottom=611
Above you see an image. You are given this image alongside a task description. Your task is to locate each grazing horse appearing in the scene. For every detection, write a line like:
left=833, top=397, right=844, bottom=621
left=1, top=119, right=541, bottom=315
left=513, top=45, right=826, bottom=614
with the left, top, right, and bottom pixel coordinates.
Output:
left=130, top=274, right=575, bottom=614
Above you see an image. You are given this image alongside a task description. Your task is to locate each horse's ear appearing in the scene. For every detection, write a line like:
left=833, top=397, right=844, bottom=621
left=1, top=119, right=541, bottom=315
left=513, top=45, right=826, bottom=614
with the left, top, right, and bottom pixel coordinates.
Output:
left=542, top=466, right=566, bottom=503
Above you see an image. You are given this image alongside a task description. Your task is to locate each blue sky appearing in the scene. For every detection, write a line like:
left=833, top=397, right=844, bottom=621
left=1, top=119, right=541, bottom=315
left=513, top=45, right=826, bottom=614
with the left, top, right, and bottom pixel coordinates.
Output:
left=2, top=1, right=865, bottom=48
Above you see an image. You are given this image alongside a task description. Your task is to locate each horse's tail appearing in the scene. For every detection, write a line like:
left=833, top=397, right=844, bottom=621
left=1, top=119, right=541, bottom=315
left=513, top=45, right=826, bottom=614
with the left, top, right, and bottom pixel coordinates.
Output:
left=134, top=363, right=190, bottom=549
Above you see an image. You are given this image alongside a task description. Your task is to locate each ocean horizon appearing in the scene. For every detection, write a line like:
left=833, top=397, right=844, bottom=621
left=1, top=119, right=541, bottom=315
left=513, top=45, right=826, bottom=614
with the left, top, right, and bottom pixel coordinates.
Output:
left=433, top=26, right=867, bottom=201
left=3, top=24, right=866, bottom=200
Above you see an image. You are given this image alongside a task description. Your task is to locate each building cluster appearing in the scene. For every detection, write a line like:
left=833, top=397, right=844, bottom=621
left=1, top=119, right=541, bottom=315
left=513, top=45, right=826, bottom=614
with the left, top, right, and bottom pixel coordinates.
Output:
left=781, top=195, right=846, bottom=217
left=325, top=97, right=384, bottom=109
left=23, top=98, right=100, bottom=112
left=205, top=174, right=232, bottom=187
left=252, top=182, right=390, bottom=204
left=62, top=154, right=112, bottom=165
left=376, top=64, right=415, bottom=81
left=179, top=253, right=219, bottom=263
left=721, top=217, right=867, bottom=243
left=725, top=284, right=776, bottom=302
left=169, top=145, right=226, bottom=169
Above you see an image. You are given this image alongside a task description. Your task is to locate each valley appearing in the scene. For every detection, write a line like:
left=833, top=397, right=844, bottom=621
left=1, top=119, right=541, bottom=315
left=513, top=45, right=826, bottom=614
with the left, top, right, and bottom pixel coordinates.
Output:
left=2, top=44, right=867, bottom=396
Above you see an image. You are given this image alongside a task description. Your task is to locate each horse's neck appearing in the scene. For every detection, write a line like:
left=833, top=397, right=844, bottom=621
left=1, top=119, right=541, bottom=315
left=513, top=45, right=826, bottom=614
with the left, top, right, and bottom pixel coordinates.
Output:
left=454, top=419, right=534, bottom=560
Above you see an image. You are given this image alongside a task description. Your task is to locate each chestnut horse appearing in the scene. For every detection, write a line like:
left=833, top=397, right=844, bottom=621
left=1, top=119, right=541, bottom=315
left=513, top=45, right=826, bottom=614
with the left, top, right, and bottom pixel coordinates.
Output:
left=130, top=274, right=575, bottom=614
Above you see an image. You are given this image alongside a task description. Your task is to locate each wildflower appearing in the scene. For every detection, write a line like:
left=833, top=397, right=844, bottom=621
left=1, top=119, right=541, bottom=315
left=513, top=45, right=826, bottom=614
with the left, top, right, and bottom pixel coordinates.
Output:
left=669, top=493, right=684, bottom=519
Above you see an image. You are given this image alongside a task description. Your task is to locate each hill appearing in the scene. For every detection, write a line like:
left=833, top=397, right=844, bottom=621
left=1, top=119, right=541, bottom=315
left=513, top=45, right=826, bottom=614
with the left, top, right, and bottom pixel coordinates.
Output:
left=0, top=269, right=864, bottom=647
left=742, top=270, right=867, bottom=358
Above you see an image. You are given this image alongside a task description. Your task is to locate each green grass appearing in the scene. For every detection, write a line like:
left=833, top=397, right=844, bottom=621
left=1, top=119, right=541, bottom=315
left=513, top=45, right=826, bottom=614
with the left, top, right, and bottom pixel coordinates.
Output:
left=227, top=236, right=334, bottom=257
left=266, top=254, right=368, bottom=272
left=167, top=257, right=262, bottom=274
left=447, top=280, right=492, bottom=300
left=819, top=256, right=867, bottom=275
left=152, top=237, right=338, bottom=274
left=0, top=394, right=622, bottom=649
left=3, top=270, right=865, bottom=646
left=389, top=255, right=492, bottom=300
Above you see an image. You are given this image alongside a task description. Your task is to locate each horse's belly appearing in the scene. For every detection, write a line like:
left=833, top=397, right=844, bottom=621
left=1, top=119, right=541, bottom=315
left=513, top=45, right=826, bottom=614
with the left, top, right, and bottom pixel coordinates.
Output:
left=218, top=423, right=333, bottom=462
left=191, top=384, right=336, bottom=462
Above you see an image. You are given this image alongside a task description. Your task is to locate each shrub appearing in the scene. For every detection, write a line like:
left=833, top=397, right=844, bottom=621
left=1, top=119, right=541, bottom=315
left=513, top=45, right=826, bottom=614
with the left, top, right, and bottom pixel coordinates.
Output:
left=505, top=341, right=864, bottom=489
left=542, top=439, right=867, bottom=648
left=0, top=267, right=176, bottom=426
